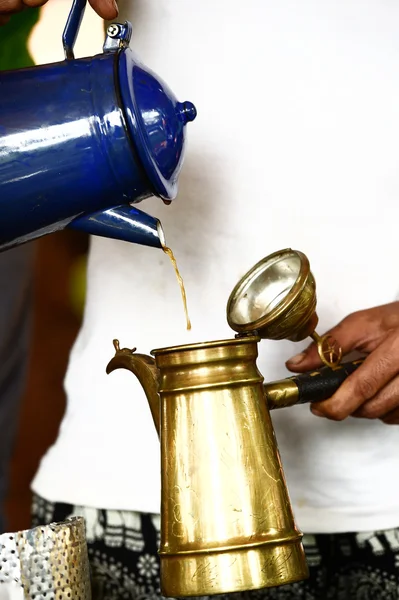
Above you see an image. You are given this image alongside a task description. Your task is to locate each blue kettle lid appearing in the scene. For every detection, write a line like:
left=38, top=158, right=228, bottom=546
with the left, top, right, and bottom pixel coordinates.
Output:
left=118, top=49, right=197, bottom=201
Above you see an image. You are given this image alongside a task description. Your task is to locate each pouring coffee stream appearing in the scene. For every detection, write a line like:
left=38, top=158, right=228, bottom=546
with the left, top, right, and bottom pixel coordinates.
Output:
left=106, top=248, right=363, bottom=597
left=162, top=244, right=192, bottom=331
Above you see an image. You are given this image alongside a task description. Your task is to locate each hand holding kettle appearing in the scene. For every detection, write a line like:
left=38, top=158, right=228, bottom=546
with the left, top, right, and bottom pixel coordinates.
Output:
left=0, top=0, right=118, bottom=25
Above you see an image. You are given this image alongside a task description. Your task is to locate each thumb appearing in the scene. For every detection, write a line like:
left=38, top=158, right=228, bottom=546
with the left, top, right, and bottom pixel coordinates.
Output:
left=89, top=0, right=118, bottom=21
left=285, top=339, right=320, bottom=373
left=285, top=311, right=369, bottom=373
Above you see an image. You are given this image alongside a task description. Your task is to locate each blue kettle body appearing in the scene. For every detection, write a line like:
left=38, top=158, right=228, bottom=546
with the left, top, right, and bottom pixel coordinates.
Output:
left=0, top=1, right=197, bottom=252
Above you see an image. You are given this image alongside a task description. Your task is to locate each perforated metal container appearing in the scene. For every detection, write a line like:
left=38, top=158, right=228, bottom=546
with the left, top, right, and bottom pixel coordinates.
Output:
left=0, top=517, right=91, bottom=600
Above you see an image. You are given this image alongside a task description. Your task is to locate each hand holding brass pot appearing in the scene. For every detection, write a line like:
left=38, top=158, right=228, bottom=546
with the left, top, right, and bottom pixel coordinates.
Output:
left=106, top=248, right=362, bottom=597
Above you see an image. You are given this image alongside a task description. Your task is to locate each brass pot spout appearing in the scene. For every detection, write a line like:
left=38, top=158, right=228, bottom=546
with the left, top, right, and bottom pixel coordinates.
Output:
left=106, top=339, right=161, bottom=434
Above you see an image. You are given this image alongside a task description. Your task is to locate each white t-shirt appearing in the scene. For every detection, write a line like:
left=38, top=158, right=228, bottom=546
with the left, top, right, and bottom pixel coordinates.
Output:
left=32, top=0, right=399, bottom=534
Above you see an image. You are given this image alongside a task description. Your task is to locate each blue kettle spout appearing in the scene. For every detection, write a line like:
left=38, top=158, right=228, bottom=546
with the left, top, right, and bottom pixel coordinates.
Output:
left=68, top=205, right=165, bottom=250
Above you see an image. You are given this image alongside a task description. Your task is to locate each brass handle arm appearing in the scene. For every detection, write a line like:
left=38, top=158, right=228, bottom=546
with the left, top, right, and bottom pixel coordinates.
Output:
left=265, top=359, right=364, bottom=410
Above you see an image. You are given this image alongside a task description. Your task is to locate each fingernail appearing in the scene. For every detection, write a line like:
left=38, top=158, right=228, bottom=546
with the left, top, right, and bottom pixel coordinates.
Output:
left=286, top=352, right=306, bottom=366
left=112, top=0, right=119, bottom=14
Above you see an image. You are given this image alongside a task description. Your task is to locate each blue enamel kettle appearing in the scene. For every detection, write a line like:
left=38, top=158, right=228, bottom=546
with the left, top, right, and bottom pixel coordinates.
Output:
left=0, top=0, right=197, bottom=252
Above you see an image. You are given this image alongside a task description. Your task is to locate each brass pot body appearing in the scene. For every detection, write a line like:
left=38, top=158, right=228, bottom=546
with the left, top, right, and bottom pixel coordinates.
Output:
left=152, top=336, right=308, bottom=596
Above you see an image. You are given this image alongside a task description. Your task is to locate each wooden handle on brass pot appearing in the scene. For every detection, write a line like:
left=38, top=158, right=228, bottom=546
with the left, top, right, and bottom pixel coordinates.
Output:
left=265, top=359, right=365, bottom=410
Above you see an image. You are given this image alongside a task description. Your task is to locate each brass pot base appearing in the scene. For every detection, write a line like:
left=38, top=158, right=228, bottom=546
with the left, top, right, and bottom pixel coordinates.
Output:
left=160, top=539, right=309, bottom=597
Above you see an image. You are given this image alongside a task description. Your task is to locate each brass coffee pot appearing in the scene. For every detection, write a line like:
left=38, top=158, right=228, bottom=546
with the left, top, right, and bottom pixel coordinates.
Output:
left=106, top=248, right=362, bottom=597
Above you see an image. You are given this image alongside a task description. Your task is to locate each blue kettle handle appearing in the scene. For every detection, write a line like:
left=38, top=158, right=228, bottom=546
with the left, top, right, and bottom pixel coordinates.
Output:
left=62, top=0, right=87, bottom=60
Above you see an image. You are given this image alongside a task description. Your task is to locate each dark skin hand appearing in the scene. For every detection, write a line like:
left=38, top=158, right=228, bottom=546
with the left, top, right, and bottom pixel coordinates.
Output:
left=286, top=302, right=399, bottom=425
left=0, top=0, right=118, bottom=25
